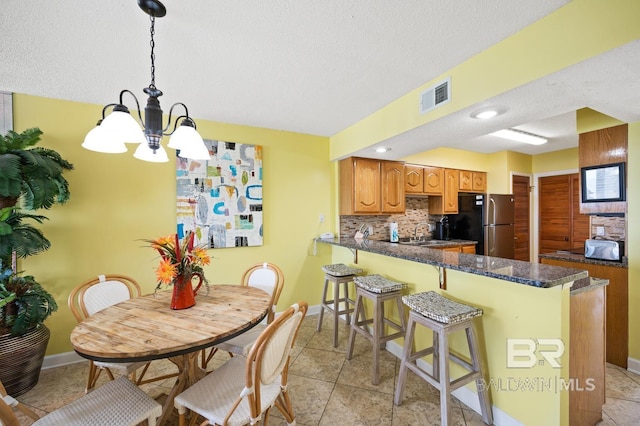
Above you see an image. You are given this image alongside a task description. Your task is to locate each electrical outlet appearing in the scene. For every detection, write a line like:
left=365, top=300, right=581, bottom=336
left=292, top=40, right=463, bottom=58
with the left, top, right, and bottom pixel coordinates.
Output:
left=368, top=226, right=374, bottom=235
left=596, top=226, right=605, bottom=236
left=319, top=214, right=324, bottom=223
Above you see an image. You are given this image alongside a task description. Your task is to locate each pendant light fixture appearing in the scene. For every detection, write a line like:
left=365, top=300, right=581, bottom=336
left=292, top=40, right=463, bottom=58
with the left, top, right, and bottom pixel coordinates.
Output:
left=82, top=0, right=210, bottom=162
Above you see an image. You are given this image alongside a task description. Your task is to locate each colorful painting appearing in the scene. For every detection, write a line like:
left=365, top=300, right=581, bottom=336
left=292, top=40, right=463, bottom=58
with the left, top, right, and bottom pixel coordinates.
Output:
left=176, top=140, right=263, bottom=248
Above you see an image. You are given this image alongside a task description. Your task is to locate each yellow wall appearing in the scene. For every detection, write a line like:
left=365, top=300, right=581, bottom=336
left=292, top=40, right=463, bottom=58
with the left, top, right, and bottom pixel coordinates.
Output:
left=12, top=93, right=334, bottom=355
left=323, top=243, right=570, bottom=425
left=329, top=0, right=640, bottom=160
left=531, top=148, right=579, bottom=174
left=576, top=108, right=625, bottom=134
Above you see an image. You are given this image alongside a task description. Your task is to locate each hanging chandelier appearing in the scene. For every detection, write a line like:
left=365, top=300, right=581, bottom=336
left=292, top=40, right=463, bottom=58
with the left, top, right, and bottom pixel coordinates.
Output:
left=82, top=0, right=210, bottom=163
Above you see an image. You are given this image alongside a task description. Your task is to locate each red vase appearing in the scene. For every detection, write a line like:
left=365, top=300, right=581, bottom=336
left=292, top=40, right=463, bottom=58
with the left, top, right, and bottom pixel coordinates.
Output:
left=170, top=272, right=204, bottom=310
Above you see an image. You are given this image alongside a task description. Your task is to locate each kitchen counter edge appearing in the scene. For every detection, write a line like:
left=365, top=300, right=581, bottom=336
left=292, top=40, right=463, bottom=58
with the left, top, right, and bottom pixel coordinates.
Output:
left=315, top=238, right=587, bottom=289
left=538, top=251, right=628, bottom=268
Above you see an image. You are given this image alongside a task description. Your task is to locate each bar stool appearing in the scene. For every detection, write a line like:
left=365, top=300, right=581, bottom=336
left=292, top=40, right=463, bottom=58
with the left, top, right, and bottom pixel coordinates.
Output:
left=317, top=263, right=363, bottom=347
left=394, top=291, right=493, bottom=426
left=346, top=274, right=407, bottom=385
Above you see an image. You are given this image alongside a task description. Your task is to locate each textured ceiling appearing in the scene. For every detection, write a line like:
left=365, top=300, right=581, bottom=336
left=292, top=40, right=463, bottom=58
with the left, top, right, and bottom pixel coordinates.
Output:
left=2, top=0, right=638, bottom=158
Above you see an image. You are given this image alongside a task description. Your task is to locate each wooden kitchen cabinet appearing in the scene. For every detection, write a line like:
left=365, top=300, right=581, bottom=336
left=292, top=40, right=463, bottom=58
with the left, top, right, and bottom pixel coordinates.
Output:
left=432, top=244, right=476, bottom=254
left=579, top=124, right=627, bottom=215
left=405, top=164, right=443, bottom=195
left=429, top=168, right=458, bottom=214
left=404, top=164, right=424, bottom=194
left=459, top=170, right=486, bottom=192
left=381, top=160, right=405, bottom=213
left=424, top=166, right=444, bottom=194
left=541, top=257, right=628, bottom=368
left=340, top=157, right=405, bottom=215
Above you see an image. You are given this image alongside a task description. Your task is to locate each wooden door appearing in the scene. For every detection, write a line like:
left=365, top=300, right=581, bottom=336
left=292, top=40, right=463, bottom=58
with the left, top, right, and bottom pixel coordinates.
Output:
left=539, top=174, right=590, bottom=255
left=513, top=175, right=531, bottom=261
left=571, top=174, right=590, bottom=253
left=539, top=175, right=570, bottom=254
left=353, top=158, right=381, bottom=214
left=381, top=161, right=405, bottom=213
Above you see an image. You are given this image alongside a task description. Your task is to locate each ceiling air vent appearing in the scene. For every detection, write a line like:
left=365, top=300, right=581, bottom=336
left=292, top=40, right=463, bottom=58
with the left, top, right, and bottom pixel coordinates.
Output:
left=420, top=77, right=451, bottom=114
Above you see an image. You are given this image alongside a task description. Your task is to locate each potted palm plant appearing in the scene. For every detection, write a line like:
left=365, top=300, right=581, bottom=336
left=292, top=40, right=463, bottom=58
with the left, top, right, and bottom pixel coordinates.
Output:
left=0, top=127, right=73, bottom=395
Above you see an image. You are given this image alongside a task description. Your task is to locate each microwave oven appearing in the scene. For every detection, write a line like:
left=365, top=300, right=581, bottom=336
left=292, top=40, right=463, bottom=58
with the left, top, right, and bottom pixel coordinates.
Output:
left=584, top=239, right=624, bottom=262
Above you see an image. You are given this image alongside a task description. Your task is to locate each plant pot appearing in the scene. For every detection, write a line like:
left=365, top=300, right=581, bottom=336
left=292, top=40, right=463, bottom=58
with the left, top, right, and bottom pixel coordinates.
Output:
left=0, top=325, right=50, bottom=396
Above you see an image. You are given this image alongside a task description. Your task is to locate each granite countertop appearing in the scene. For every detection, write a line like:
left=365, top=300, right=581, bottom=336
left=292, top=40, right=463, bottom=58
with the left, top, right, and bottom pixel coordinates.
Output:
left=538, top=251, right=628, bottom=268
left=570, top=277, right=609, bottom=295
left=316, top=237, right=588, bottom=289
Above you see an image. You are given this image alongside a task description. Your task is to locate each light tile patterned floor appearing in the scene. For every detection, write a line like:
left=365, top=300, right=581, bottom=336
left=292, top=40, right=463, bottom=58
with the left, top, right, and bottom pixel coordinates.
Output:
left=9, top=314, right=640, bottom=425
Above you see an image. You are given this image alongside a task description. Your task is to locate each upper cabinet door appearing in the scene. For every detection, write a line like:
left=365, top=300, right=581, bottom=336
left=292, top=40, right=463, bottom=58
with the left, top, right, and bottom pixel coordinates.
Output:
left=424, top=166, right=444, bottom=195
left=443, top=169, right=459, bottom=213
left=381, top=161, right=405, bottom=213
left=353, top=158, right=381, bottom=214
left=459, top=170, right=473, bottom=191
left=404, top=165, right=424, bottom=193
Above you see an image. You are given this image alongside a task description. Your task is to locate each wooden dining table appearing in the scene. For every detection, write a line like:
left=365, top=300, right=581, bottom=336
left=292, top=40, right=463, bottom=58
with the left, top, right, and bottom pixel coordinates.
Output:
left=70, top=284, right=271, bottom=425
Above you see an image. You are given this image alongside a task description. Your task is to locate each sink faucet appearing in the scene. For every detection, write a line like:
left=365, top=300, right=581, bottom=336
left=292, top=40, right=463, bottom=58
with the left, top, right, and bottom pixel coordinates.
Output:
left=413, top=222, right=431, bottom=241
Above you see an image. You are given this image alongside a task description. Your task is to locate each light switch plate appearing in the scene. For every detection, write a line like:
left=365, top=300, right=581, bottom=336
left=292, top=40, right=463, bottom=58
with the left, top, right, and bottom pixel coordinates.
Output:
left=596, top=226, right=605, bottom=236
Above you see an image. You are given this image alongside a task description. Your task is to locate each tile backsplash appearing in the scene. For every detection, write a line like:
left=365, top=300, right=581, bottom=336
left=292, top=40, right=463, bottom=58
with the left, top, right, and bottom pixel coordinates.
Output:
left=339, top=197, right=436, bottom=240
left=590, top=216, right=626, bottom=241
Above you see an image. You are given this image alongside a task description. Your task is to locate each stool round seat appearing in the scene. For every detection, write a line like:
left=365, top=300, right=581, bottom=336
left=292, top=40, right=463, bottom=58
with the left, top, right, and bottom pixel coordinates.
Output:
left=322, top=263, right=363, bottom=277
left=354, top=274, right=406, bottom=293
left=402, top=291, right=483, bottom=324
left=317, top=264, right=363, bottom=347
left=347, top=274, right=407, bottom=385
left=394, top=291, right=493, bottom=425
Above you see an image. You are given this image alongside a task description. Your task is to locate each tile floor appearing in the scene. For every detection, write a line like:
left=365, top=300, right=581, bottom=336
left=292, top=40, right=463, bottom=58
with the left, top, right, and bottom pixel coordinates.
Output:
left=9, top=314, right=640, bottom=425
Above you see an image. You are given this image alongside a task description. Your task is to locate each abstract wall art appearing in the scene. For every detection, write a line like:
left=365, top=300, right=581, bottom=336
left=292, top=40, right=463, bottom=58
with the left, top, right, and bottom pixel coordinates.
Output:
left=176, top=139, right=263, bottom=248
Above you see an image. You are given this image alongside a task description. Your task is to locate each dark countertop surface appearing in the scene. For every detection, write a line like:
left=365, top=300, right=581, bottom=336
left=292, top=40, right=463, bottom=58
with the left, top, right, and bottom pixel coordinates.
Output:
left=316, top=237, right=588, bottom=289
left=538, top=251, right=628, bottom=268
left=570, top=277, right=609, bottom=295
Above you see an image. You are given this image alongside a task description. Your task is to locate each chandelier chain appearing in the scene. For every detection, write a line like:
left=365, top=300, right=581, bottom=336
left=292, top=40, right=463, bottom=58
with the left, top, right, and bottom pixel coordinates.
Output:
left=149, top=15, right=156, bottom=89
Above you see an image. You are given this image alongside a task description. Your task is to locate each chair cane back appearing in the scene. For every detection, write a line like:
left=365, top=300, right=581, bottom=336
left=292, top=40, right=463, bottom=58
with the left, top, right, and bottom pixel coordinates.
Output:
left=201, top=262, right=285, bottom=367
left=175, top=301, right=308, bottom=426
left=68, top=274, right=178, bottom=392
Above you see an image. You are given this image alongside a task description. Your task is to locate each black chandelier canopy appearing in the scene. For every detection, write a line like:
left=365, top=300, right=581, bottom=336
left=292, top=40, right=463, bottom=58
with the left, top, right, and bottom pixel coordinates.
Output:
left=83, top=0, right=210, bottom=162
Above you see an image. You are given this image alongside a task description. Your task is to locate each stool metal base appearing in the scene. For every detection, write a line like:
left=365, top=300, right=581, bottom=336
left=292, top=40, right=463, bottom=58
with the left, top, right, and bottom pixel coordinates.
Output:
left=394, top=310, right=493, bottom=425
left=317, top=273, right=356, bottom=347
left=346, top=286, right=406, bottom=385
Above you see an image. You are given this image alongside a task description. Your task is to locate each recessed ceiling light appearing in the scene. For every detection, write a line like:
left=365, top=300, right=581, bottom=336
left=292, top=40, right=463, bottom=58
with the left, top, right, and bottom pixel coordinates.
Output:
left=490, top=128, right=548, bottom=145
left=470, top=107, right=502, bottom=119
left=375, top=147, right=391, bottom=153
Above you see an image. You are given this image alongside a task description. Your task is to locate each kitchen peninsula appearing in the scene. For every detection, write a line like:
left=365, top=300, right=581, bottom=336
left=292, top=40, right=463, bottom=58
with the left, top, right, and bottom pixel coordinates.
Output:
left=315, top=237, right=602, bottom=425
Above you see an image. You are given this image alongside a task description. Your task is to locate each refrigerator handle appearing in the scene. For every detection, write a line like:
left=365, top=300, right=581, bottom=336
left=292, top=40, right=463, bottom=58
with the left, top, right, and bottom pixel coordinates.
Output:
left=489, top=197, right=496, bottom=225
left=488, top=226, right=495, bottom=255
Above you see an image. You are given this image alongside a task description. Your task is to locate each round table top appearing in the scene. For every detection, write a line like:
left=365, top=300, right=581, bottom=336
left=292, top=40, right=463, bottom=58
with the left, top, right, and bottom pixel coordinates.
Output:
left=70, top=284, right=271, bottom=362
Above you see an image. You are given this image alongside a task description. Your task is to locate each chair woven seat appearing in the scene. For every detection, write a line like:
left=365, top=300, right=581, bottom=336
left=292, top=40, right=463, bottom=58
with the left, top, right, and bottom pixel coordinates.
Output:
left=402, top=291, right=483, bottom=324
left=32, top=376, right=161, bottom=426
left=322, top=263, right=363, bottom=277
left=354, top=274, right=406, bottom=293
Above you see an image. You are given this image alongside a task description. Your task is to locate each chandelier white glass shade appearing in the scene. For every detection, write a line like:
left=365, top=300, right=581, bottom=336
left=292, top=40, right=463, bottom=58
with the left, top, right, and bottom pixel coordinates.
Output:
left=82, top=0, right=210, bottom=163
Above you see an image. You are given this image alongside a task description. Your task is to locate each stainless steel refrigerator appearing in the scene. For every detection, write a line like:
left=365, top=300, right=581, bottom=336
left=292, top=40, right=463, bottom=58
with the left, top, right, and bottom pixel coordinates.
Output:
left=447, top=193, right=515, bottom=259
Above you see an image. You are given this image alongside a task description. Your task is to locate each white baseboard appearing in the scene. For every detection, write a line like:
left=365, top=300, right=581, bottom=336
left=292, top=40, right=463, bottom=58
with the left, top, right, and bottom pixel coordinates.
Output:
left=42, top=351, right=85, bottom=370
left=628, top=357, right=640, bottom=375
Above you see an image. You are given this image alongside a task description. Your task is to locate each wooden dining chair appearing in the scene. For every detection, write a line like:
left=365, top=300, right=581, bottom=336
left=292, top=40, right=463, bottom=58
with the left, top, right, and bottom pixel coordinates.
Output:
left=68, top=274, right=178, bottom=392
left=1, top=375, right=162, bottom=426
left=176, top=301, right=308, bottom=426
left=201, top=262, right=285, bottom=367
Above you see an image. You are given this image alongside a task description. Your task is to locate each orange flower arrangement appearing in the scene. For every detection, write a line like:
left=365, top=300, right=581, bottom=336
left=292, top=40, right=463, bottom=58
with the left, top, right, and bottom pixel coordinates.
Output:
left=144, top=231, right=210, bottom=290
